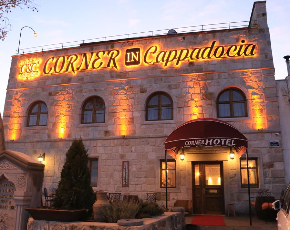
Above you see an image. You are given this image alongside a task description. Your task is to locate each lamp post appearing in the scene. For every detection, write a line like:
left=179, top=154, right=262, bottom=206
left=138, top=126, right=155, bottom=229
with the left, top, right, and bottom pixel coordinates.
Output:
left=17, top=26, right=37, bottom=54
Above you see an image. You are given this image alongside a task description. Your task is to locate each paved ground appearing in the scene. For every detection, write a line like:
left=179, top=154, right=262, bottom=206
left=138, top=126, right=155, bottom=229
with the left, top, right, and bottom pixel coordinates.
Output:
left=185, top=215, right=277, bottom=230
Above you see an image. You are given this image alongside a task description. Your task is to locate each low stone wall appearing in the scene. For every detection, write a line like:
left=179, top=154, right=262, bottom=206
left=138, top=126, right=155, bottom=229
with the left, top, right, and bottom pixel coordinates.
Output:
left=27, top=212, right=185, bottom=230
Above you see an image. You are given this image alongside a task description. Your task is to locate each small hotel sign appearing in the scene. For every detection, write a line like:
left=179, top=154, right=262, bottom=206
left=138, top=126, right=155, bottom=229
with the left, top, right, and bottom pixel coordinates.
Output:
left=184, top=138, right=236, bottom=147
left=125, top=48, right=141, bottom=66
left=18, top=40, right=257, bottom=80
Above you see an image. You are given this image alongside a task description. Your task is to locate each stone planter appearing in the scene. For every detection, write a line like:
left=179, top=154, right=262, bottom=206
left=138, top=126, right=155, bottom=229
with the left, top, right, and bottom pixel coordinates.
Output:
left=25, top=208, right=88, bottom=222
left=93, top=191, right=111, bottom=221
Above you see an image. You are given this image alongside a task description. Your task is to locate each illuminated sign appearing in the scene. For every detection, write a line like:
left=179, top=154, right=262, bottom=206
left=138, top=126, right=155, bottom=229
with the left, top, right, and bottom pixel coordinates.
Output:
left=18, top=58, right=42, bottom=80
left=18, top=40, right=257, bottom=80
left=184, top=138, right=236, bottom=147
left=125, top=48, right=141, bottom=66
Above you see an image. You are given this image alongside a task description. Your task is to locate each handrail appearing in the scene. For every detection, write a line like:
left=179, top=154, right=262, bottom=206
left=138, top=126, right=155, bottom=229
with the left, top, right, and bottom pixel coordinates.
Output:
left=17, top=21, right=250, bottom=55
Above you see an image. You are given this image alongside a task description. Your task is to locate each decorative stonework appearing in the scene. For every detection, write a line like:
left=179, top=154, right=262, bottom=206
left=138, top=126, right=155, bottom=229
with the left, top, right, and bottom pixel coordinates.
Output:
left=0, top=161, right=18, bottom=170
left=0, top=177, right=16, bottom=230
left=0, top=213, right=12, bottom=230
left=0, top=174, right=27, bottom=192
left=17, top=175, right=26, bottom=188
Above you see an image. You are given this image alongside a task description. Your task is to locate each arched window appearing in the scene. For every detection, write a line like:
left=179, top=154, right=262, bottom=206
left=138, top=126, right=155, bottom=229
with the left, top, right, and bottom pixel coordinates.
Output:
left=82, top=96, right=105, bottom=124
left=217, top=88, right=247, bottom=118
left=146, top=92, right=173, bottom=121
left=27, top=101, right=48, bottom=126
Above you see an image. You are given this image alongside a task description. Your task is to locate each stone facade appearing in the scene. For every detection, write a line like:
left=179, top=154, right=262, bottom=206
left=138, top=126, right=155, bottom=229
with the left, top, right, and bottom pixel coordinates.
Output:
left=276, top=59, right=290, bottom=184
left=3, top=1, right=285, bottom=215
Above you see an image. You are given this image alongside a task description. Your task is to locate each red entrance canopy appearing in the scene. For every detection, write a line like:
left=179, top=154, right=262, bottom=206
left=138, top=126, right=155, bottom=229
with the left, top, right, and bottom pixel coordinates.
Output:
left=164, top=118, right=248, bottom=158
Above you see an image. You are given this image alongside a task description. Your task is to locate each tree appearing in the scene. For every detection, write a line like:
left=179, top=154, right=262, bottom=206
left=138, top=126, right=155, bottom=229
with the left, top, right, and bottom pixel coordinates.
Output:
left=0, top=0, right=38, bottom=40
left=53, top=139, right=95, bottom=211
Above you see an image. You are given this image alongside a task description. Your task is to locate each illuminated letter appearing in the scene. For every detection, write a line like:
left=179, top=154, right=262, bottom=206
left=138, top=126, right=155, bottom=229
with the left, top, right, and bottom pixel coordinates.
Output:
left=164, top=50, right=178, bottom=66
left=92, top=51, right=105, bottom=69
left=175, top=49, right=189, bottom=66
left=156, top=51, right=166, bottom=63
left=236, top=40, right=246, bottom=56
left=144, top=46, right=158, bottom=64
left=201, top=41, right=216, bottom=59
left=126, top=53, right=130, bottom=62
left=107, top=50, right=120, bottom=70
left=131, top=52, right=139, bottom=62
left=43, top=57, right=55, bottom=74
left=205, top=139, right=213, bottom=146
left=213, top=139, right=220, bottom=145
left=77, top=52, right=95, bottom=70
left=226, top=45, right=238, bottom=57
left=213, top=46, right=225, bottom=58
left=189, top=48, right=202, bottom=60
left=244, top=44, right=256, bottom=56
left=66, top=54, right=79, bottom=73
left=232, top=140, right=235, bottom=146
left=221, top=139, right=226, bottom=145
left=54, top=56, right=66, bottom=73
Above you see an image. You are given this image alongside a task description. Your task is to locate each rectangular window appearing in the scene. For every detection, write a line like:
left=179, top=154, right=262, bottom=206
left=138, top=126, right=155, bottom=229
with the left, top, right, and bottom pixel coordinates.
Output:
left=88, top=158, right=98, bottom=187
left=240, top=158, right=259, bottom=188
left=160, top=160, right=176, bottom=188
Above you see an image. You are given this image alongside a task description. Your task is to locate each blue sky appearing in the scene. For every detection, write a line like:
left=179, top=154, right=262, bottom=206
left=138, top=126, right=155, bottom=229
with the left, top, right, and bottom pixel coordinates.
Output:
left=0, top=0, right=289, bottom=113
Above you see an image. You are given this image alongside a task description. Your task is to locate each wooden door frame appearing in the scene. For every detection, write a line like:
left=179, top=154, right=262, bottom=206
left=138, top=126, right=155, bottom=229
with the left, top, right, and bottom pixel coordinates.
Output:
left=192, top=161, right=225, bottom=214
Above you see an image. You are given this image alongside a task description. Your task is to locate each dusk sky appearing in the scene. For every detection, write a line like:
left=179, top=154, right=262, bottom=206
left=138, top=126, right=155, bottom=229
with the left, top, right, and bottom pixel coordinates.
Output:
left=0, top=0, right=289, bottom=114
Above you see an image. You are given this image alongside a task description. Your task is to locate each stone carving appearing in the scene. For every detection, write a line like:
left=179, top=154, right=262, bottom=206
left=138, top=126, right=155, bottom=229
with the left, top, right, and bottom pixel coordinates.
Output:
left=0, top=213, right=12, bottom=230
left=0, top=161, right=17, bottom=170
left=0, top=177, right=16, bottom=230
left=16, top=175, right=26, bottom=189
left=0, top=174, right=26, bottom=192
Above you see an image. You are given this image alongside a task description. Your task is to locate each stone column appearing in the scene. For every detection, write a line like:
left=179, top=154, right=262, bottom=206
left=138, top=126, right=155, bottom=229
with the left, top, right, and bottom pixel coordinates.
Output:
left=14, top=195, right=32, bottom=230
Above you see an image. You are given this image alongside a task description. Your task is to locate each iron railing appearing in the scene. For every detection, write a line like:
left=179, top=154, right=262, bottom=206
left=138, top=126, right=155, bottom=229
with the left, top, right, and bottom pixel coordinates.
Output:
left=17, top=21, right=250, bottom=55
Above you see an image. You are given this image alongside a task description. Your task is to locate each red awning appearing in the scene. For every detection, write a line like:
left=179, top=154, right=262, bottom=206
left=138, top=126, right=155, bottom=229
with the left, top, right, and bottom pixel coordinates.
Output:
left=164, top=118, right=248, bottom=158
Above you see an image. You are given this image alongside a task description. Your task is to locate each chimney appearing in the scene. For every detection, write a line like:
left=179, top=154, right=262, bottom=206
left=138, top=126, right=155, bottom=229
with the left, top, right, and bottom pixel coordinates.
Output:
left=284, top=55, right=290, bottom=77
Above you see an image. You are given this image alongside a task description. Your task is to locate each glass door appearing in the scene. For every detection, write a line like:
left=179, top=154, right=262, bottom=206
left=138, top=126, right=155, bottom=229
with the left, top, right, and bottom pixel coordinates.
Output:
left=193, top=162, right=224, bottom=214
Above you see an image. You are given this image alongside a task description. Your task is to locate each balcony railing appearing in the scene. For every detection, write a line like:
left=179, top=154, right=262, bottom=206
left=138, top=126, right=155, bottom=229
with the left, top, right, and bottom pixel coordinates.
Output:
left=17, top=21, right=250, bottom=55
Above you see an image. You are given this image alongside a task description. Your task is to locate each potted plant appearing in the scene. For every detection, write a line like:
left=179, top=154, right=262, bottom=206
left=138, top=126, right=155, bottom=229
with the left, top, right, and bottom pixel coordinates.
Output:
left=26, top=139, right=95, bottom=222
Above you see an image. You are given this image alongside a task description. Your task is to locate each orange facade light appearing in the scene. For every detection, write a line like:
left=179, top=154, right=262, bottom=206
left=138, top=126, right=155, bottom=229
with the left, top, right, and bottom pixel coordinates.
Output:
left=244, top=72, right=267, bottom=131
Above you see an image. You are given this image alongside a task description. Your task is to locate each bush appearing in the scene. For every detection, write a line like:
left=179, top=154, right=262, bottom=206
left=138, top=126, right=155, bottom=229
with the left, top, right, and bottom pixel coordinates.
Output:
left=101, top=201, right=140, bottom=223
left=53, top=139, right=95, bottom=213
left=136, top=202, right=165, bottom=218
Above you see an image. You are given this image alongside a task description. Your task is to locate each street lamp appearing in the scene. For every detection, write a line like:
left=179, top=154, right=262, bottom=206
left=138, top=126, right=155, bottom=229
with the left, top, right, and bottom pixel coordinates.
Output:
left=17, top=26, right=37, bottom=54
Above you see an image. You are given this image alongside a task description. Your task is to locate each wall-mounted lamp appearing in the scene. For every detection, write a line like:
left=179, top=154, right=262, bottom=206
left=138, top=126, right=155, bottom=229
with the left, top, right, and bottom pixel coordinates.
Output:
left=229, top=147, right=235, bottom=160
left=37, top=153, right=45, bottom=162
left=180, top=148, right=185, bottom=161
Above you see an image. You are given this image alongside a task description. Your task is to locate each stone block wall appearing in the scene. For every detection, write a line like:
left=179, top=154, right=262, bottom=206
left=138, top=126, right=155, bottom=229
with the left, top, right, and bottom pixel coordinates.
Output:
left=27, top=212, right=185, bottom=230
left=2, top=1, right=285, bottom=214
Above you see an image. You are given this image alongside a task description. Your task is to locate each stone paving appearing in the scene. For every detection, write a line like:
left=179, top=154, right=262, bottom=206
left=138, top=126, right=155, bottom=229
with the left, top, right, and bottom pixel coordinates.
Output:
left=185, top=215, right=277, bottom=230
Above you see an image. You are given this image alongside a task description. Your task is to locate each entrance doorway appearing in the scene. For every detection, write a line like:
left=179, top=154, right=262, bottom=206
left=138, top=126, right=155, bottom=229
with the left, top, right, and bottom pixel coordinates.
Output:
left=192, top=162, right=224, bottom=214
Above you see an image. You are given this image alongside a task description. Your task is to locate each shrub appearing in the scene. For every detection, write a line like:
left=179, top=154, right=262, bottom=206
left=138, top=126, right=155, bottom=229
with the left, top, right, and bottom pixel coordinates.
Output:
left=53, top=139, right=95, bottom=213
left=136, top=202, right=165, bottom=218
left=101, top=201, right=140, bottom=223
